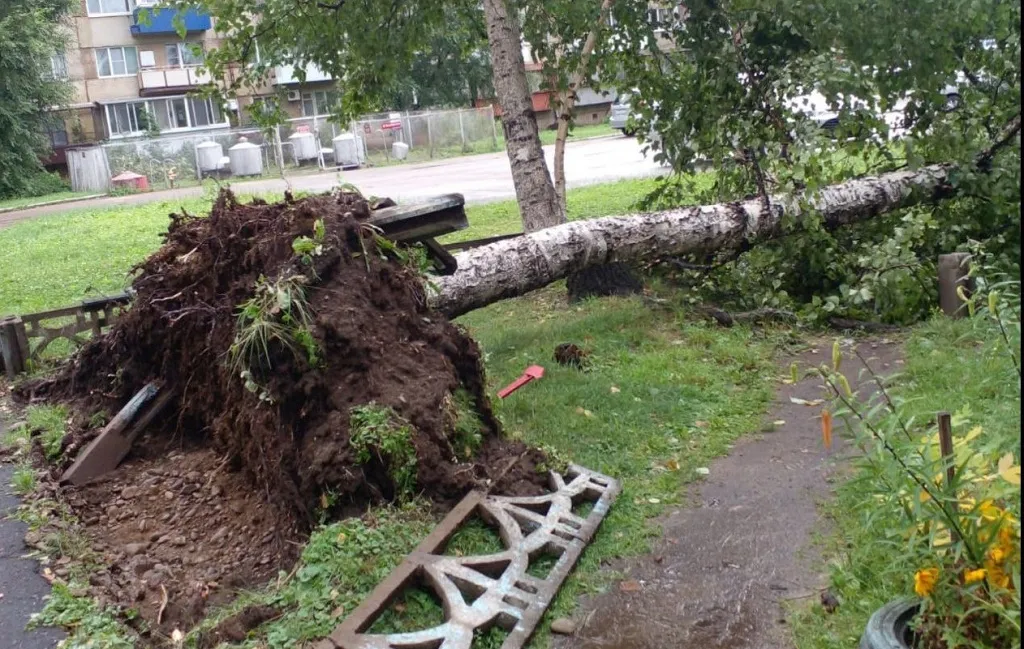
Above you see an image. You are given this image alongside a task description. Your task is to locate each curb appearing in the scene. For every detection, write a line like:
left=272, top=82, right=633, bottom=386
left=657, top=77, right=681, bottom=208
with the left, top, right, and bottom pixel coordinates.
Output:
left=0, top=194, right=107, bottom=215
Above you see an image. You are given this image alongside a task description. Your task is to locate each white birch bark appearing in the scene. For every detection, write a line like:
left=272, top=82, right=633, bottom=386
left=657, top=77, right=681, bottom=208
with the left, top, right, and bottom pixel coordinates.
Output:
left=430, top=164, right=953, bottom=317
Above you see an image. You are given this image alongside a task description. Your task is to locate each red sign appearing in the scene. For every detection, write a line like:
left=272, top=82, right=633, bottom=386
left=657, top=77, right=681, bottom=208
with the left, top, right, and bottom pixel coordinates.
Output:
left=382, top=120, right=403, bottom=131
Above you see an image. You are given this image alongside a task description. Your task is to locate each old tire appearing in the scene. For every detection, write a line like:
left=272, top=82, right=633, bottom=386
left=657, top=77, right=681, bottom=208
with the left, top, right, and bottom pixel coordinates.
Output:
left=566, top=262, right=644, bottom=302
left=860, top=599, right=919, bottom=649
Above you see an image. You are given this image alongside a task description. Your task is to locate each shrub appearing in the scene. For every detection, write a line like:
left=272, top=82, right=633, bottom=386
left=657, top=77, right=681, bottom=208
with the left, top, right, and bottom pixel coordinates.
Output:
left=1, top=170, right=69, bottom=200
left=814, top=284, right=1021, bottom=649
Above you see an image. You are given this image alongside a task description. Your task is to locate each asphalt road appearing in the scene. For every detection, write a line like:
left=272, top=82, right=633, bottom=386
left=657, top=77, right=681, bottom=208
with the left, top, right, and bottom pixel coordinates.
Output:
left=0, top=135, right=665, bottom=229
left=0, top=461, right=65, bottom=649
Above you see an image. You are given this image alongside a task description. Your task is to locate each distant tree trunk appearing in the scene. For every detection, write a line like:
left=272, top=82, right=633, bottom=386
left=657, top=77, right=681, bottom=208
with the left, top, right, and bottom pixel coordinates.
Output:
left=482, top=0, right=563, bottom=233
left=553, top=0, right=616, bottom=211
left=430, top=164, right=955, bottom=317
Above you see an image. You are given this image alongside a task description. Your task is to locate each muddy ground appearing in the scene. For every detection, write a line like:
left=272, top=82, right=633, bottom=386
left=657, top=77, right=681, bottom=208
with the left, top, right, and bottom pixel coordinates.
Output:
left=556, top=338, right=902, bottom=649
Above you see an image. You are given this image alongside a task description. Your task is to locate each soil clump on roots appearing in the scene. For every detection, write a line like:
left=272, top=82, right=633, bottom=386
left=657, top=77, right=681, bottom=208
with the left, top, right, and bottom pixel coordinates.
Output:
left=18, top=188, right=548, bottom=639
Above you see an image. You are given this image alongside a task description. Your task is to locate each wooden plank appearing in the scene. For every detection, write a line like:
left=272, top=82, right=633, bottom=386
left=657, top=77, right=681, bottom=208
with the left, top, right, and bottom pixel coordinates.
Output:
left=368, top=194, right=469, bottom=243
left=443, top=232, right=524, bottom=252
left=61, top=383, right=173, bottom=486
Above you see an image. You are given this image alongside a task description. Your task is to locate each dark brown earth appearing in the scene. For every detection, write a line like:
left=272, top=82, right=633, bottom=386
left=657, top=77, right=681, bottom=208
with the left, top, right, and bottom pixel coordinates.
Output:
left=556, top=337, right=904, bottom=649
left=13, top=188, right=548, bottom=639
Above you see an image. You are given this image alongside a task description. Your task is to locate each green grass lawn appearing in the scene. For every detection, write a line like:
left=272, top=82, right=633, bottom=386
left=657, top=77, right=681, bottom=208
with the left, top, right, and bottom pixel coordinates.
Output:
left=789, top=314, right=1022, bottom=648
left=0, top=191, right=102, bottom=211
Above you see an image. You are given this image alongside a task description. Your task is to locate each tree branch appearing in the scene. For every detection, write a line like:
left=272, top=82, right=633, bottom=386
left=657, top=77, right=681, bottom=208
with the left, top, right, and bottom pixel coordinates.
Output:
left=976, top=113, right=1021, bottom=172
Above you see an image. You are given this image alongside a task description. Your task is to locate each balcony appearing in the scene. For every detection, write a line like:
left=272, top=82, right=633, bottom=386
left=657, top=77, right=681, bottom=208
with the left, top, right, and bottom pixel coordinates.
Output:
left=130, top=7, right=211, bottom=35
left=138, top=67, right=211, bottom=96
left=274, top=63, right=332, bottom=85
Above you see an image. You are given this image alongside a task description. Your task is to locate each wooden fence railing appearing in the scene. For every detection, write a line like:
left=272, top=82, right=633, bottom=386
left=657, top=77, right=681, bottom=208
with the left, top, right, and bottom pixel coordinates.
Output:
left=0, top=293, right=131, bottom=378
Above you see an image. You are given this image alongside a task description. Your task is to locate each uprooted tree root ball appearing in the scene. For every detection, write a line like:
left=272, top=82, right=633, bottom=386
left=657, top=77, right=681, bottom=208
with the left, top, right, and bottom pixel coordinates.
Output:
left=33, top=189, right=549, bottom=524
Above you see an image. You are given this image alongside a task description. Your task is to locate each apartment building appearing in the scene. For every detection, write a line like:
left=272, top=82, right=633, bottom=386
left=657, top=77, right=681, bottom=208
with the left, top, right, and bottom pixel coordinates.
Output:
left=47, top=0, right=339, bottom=170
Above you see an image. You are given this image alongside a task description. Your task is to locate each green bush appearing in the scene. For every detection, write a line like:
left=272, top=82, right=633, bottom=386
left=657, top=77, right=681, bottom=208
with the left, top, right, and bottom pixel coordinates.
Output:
left=13, top=170, right=69, bottom=200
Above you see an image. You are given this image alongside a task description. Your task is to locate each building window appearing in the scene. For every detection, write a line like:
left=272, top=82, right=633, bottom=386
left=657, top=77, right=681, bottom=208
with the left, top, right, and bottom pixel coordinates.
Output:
left=105, top=97, right=227, bottom=137
left=96, top=46, right=139, bottom=78
left=48, top=126, right=69, bottom=147
left=49, top=52, right=69, bottom=80
left=86, top=0, right=135, bottom=16
left=165, top=42, right=205, bottom=68
left=300, top=90, right=338, bottom=117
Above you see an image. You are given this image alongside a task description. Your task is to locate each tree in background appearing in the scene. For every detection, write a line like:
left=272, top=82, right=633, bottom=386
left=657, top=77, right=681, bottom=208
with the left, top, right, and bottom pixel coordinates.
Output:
left=381, top=8, right=493, bottom=111
left=0, top=0, right=73, bottom=199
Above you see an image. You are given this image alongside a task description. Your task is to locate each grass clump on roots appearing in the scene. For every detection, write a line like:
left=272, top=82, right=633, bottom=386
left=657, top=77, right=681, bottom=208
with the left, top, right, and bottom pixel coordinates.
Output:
left=228, top=272, right=320, bottom=402
left=350, top=404, right=419, bottom=501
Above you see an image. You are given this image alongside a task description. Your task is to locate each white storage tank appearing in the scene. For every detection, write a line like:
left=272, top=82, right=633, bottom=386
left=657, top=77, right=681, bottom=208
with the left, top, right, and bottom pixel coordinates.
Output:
left=196, top=141, right=224, bottom=173
left=289, top=131, right=318, bottom=161
left=392, top=141, right=409, bottom=161
left=228, top=138, right=263, bottom=176
left=332, top=133, right=360, bottom=168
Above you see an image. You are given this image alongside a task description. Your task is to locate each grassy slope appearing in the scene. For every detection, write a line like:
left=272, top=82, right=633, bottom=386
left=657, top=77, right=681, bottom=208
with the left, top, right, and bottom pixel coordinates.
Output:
left=790, top=315, right=1021, bottom=648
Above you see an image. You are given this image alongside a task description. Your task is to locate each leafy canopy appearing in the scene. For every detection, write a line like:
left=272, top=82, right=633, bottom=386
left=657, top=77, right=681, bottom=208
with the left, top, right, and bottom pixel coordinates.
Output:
left=0, top=0, right=74, bottom=199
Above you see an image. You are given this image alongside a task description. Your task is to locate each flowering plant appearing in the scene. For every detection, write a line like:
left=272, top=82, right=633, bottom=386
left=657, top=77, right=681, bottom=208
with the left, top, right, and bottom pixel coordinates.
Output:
left=814, top=284, right=1021, bottom=648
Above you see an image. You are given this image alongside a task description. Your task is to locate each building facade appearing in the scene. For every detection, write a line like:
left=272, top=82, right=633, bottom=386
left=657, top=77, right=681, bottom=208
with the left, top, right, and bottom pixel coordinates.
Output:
left=47, top=0, right=339, bottom=170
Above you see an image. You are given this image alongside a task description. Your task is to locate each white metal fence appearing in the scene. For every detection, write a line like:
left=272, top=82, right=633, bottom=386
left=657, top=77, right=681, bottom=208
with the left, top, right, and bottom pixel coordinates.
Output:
left=79, top=106, right=499, bottom=192
left=351, top=106, right=500, bottom=163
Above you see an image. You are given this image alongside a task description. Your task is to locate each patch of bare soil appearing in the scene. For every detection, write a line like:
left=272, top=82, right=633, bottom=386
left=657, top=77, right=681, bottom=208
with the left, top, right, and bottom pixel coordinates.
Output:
left=555, top=338, right=904, bottom=649
left=14, top=188, right=548, bottom=640
left=62, top=440, right=299, bottom=637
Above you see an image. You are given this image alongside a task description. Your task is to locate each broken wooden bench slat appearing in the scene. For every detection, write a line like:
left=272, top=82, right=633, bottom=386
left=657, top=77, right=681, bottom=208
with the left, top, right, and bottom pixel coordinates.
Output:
left=61, top=382, right=175, bottom=486
left=315, top=464, right=620, bottom=649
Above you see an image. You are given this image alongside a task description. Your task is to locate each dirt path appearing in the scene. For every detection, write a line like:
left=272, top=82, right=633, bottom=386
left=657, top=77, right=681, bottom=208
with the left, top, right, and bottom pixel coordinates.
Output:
left=556, top=338, right=902, bottom=649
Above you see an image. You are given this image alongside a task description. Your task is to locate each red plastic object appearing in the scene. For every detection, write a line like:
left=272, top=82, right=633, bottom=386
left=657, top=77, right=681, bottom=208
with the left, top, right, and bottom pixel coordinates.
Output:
left=497, top=365, right=545, bottom=399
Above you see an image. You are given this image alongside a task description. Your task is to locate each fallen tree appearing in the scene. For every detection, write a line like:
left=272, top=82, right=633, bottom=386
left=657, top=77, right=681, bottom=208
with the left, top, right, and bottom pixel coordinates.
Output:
left=431, top=163, right=955, bottom=317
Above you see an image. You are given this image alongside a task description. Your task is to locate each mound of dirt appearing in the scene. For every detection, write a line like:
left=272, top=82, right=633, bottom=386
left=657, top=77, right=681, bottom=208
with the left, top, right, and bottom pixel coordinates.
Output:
left=34, top=189, right=546, bottom=524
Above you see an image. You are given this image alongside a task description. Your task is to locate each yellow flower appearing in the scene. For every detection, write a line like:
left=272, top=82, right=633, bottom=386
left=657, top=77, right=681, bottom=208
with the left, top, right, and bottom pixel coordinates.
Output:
left=964, top=568, right=987, bottom=584
left=979, top=500, right=1004, bottom=522
left=985, top=561, right=1012, bottom=590
left=914, top=567, right=940, bottom=597
left=989, top=546, right=1008, bottom=563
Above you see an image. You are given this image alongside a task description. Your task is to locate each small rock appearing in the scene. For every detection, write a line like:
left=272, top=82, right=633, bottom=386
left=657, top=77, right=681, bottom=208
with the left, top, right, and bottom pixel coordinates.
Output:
left=149, top=531, right=162, bottom=543
left=210, top=484, right=223, bottom=497
left=163, top=490, right=175, bottom=500
left=550, top=618, right=576, bottom=635
left=124, top=542, right=148, bottom=556
left=121, top=486, right=140, bottom=499
left=106, top=505, right=119, bottom=518
left=171, top=536, right=187, bottom=547
left=138, top=519, right=147, bottom=533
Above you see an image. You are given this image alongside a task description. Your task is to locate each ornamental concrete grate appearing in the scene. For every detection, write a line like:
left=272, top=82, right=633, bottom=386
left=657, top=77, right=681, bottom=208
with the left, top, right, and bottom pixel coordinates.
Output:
left=316, top=464, right=620, bottom=649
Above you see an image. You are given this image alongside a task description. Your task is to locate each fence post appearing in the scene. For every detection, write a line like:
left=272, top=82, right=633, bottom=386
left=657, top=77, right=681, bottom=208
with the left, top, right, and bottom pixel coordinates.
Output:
left=0, top=317, right=27, bottom=378
left=458, top=109, right=467, bottom=151
left=938, top=253, right=973, bottom=318
left=274, top=125, right=285, bottom=178
left=490, top=105, right=499, bottom=150
left=193, top=140, right=202, bottom=182
left=426, top=112, right=434, bottom=159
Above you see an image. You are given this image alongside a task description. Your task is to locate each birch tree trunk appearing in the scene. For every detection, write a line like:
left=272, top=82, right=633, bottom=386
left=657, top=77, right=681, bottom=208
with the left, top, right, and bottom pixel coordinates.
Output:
left=431, top=164, right=954, bottom=317
left=483, top=0, right=563, bottom=232
left=553, top=0, right=616, bottom=212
